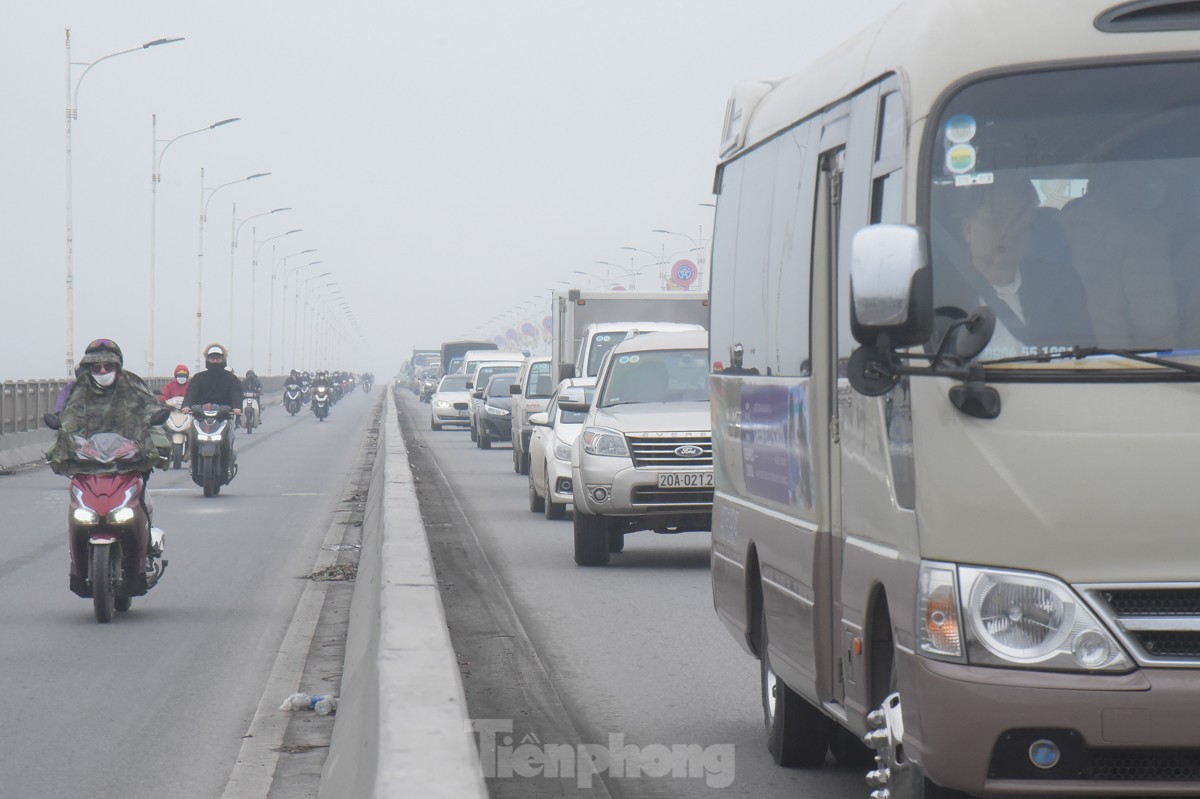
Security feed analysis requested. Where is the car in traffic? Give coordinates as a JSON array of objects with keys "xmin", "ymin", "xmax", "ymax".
[
  {"xmin": 429, "ymin": 374, "xmax": 473, "ymax": 430},
  {"xmin": 468, "ymin": 362, "xmax": 522, "ymax": 442},
  {"xmin": 527, "ymin": 377, "xmax": 595, "ymax": 520},
  {"xmin": 509, "ymin": 355, "xmax": 554, "ymax": 476},
  {"xmin": 476, "ymin": 373, "xmax": 517, "ymax": 449},
  {"xmin": 566, "ymin": 329, "xmax": 712, "ymax": 566}
]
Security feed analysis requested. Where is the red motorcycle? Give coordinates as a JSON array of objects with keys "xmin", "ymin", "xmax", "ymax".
[{"xmin": 47, "ymin": 413, "xmax": 169, "ymax": 623}]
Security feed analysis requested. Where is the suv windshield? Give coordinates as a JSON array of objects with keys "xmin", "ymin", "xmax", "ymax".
[
  {"xmin": 587, "ymin": 332, "xmax": 629, "ymax": 377},
  {"xmin": 475, "ymin": 367, "xmax": 517, "ymax": 391},
  {"xmin": 928, "ymin": 61, "xmax": 1200, "ymax": 368},
  {"xmin": 598, "ymin": 348, "xmax": 709, "ymax": 407}
]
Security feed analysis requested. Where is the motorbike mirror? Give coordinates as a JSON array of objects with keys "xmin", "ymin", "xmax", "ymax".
[
  {"xmin": 43, "ymin": 413, "xmax": 62, "ymax": 430},
  {"xmin": 148, "ymin": 407, "xmax": 172, "ymax": 426}
]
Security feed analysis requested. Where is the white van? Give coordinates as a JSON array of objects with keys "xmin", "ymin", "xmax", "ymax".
[{"xmin": 708, "ymin": 2, "xmax": 1200, "ymax": 797}]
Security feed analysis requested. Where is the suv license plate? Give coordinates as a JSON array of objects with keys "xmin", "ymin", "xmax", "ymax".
[{"xmin": 658, "ymin": 472, "xmax": 714, "ymax": 488}]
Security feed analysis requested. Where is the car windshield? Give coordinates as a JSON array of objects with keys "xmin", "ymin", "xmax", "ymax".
[
  {"xmin": 476, "ymin": 367, "xmax": 517, "ymax": 389},
  {"xmin": 598, "ymin": 348, "xmax": 709, "ymax": 406},
  {"xmin": 438, "ymin": 376, "xmax": 469, "ymax": 391},
  {"xmin": 928, "ymin": 61, "xmax": 1200, "ymax": 368},
  {"xmin": 485, "ymin": 378, "xmax": 514, "ymax": 398}
]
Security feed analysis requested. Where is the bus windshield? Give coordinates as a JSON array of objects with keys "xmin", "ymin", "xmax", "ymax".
[{"xmin": 927, "ymin": 61, "xmax": 1200, "ymax": 366}]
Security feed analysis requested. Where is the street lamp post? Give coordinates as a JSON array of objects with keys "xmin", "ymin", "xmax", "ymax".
[
  {"xmin": 196, "ymin": 170, "xmax": 269, "ymax": 366},
  {"xmin": 296, "ymin": 272, "xmax": 332, "ymax": 369},
  {"xmin": 247, "ymin": 229, "xmax": 301, "ymax": 373},
  {"xmin": 274, "ymin": 252, "xmax": 317, "ymax": 371},
  {"xmin": 148, "ymin": 115, "xmax": 239, "ymax": 376},
  {"xmin": 229, "ymin": 206, "xmax": 290, "ymax": 354},
  {"xmin": 280, "ymin": 260, "xmax": 322, "ymax": 372},
  {"xmin": 66, "ymin": 30, "xmax": 182, "ymax": 376}
]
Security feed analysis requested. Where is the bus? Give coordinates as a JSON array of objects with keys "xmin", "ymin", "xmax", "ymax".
[{"xmin": 707, "ymin": 2, "xmax": 1200, "ymax": 797}]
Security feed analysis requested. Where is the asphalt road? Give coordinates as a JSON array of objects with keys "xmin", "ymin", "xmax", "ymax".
[
  {"xmin": 0, "ymin": 389, "xmax": 376, "ymax": 799},
  {"xmin": 396, "ymin": 387, "xmax": 868, "ymax": 798}
]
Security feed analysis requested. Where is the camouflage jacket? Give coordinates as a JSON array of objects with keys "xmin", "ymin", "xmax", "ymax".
[{"xmin": 46, "ymin": 370, "xmax": 164, "ymax": 476}]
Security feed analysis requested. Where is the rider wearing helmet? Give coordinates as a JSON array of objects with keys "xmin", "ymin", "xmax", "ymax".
[
  {"xmin": 159, "ymin": 364, "xmax": 190, "ymax": 403},
  {"xmin": 47, "ymin": 339, "xmax": 164, "ymax": 477},
  {"xmin": 182, "ymin": 344, "xmax": 244, "ymax": 412}
]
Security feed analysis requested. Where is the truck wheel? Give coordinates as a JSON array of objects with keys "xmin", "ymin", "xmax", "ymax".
[
  {"xmin": 760, "ymin": 596, "xmax": 832, "ymax": 766},
  {"xmin": 573, "ymin": 512, "xmax": 610, "ymax": 566}
]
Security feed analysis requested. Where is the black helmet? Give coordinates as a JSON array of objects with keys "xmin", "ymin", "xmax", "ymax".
[{"xmin": 80, "ymin": 338, "xmax": 123, "ymax": 369}]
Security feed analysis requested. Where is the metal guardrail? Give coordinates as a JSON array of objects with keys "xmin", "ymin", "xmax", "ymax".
[{"xmin": 0, "ymin": 376, "xmax": 290, "ymax": 437}]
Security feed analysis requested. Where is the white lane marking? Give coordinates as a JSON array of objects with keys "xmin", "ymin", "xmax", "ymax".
[
  {"xmin": 281, "ymin": 492, "xmax": 325, "ymax": 496},
  {"xmin": 220, "ymin": 512, "xmax": 344, "ymax": 798}
]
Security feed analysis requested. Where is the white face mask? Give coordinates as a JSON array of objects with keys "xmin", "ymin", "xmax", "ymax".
[
  {"xmin": 92, "ymin": 370, "xmax": 117, "ymax": 388},
  {"xmin": 176, "ymin": 376, "xmax": 187, "ymax": 384}
]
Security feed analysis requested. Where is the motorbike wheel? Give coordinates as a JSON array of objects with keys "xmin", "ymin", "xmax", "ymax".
[
  {"xmin": 91, "ymin": 544, "xmax": 119, "ymax": 623},
  {"xmin": 171, "ymin": 442, "xmax": 183, "ymax": 470},
  {"xmin": 202, "ymin": 457, "xmax": 218, "ymax": 498},
  {"xmin": 245, "ymin": 408, "xmax": 256, "ymax": 434}
]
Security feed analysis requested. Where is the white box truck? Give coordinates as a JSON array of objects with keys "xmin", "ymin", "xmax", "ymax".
[{"xmin": 550, "ymin": 289, "xmax": 709, "ymax": 384}]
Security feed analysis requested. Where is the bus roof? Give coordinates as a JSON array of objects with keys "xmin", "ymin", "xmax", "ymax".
[{"xmin": 720, "ymin": 0, "xmax": 1200, "ymax": 163}]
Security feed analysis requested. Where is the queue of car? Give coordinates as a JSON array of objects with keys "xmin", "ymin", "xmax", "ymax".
[{"xmin": 420, "ymin": 327, "xmax": 714, "ymax": 566}]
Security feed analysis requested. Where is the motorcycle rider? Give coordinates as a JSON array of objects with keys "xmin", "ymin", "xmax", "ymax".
[
  {"xmin": 183, "ymin": 344, "xmax": 243, "ymax": 477},
  {"xmin": 242, "ymin": 368, "xmax": 263, "ymax": 425},
  {"xmin": 159, "ymin": 364, "xmax": 190, "ymax": 403},
  {"xmin": 311, "ymin": 370, "xmax": 332, "ymax": 413},
  {"xmin": 47, "ymin": 339, "xmax": 166, "ymax": 535}
]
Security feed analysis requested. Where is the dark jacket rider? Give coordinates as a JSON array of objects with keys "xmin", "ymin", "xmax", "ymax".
[{"xmin": 183, "ymin": 344, "xmax": 244, "ymax": 411}]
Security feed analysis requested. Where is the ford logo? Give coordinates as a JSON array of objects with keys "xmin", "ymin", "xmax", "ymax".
[{"xmin": 674, "ymin": 445, "xmax": 703, "ymax": 458}]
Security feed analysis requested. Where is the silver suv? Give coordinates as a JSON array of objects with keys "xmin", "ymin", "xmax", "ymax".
[{"xmin": 566, "ymin": 329, "xmax": 712, "ymax": 566}]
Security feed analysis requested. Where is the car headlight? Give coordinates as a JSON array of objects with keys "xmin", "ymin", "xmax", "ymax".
[
  {"xmin": 485, "ymin": 405, "xmax": 510, "ymax": 417},
  {"xmin": 554, "ymin": 441, "xmax": 573, "ymax": 461},
  {"xmin": 581, "ymin": 426, "xmax": 628, "ymax": 457},
  {"xmin": 917, "ymin": 562, "xmax": 1131, "ymax": 672},
  {"xmin": 434, "ymin": 400, "xmax": 451, "ymax": 408}
]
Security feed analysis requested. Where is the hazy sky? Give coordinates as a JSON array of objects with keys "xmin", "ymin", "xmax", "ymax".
[{"xmin": 1, "ymin": 1, "xmax": 900, "ymax": 381}]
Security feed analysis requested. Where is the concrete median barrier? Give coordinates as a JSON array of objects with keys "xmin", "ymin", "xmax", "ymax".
[{"xmin": 319, "ymin": 390, "xmax": 485, "ymax": 798}]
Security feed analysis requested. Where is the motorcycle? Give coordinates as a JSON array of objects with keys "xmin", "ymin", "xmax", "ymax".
[
  {"xmin": 190, "ymin": 403, "xmax": 237, "ymax": 497},
  {"xmin": 162, "ymin": 396, "xmax": 191, "ymax": 470},
  {"xmin": 45, "ymin": 411, "xmax": 170, "ymax": 623},
  {"xmin": 312, "ymin": 385, "xmax": 331, "ymax": 421},
  {"xmin": 241, "ymin": 390, "xmax": 261, "ymax": 434},
  {"xmin": 284, "ymin": 385, "xmax": 303, "ymax": 416}
]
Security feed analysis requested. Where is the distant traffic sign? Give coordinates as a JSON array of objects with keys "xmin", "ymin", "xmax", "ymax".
[{"xmin": 671, "ymin": 259, "xmax": 698, "ymax": 287}]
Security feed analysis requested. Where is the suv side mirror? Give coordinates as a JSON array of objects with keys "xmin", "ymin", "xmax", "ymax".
[
  {"xmin": 557, "ymin": 387, "xmax": 590, "ymax": 413},
  {"xmin": 510, "ymin": 383, "xmax": 521, "ymax": 395}
]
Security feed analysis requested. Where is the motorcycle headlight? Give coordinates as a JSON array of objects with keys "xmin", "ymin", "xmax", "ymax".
[
  {"xmin": 581, "ymin": 427, "xmax": 628, "ymax": 457},
  {"xmin": 917, "ymin": 562, "xmax": 1131, "ymax": 672},
  {"xmin": 107, "ymin": 507, "xmax": 136, "ymax": 525},
  {"xmin": 554, "ymin": 441, "xmax": 573, "ymax": 461},
  {"xmin": 485, "ymin": 404, "xmax": 510, "ymax": 417},
  {"xmin": 72, "ymin": 507, "xmax": 100, "ymax": 525}
]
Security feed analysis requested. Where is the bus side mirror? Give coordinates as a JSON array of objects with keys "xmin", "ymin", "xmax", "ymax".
[{"xmin": 849, "ymin": 224, "xmax": 933, "ymax": 349}]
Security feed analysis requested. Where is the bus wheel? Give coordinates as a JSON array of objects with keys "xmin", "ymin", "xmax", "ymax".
[{"xmin": 759, "ymin": 600, "xmax": 831, "ymax": 766}]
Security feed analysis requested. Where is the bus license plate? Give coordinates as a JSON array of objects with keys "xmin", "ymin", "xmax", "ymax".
[{"xmin": 658, "ymin": 472, "xmax": 713, "ymax": 488}]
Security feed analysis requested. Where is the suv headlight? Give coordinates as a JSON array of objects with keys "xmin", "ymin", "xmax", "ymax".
[
  {"xmin": 917, "ymin": 562, "xmax": 1131, "ymax": 672},
  {"xmin": 581, "ymin": 427, "xmax": 628, "ymax": 457},
  {"xmin": 554, "ymin": 441, "xmax": 573, "ymax": 461}
]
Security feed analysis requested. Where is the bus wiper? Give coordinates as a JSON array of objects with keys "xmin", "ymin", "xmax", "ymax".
[{"xmin": 981, "ymin": 346, "xmax": 1200, "ymax": 376}]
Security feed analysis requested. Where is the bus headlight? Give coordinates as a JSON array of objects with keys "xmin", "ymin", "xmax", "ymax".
[{"xmin": 961, "ymin": 566, "xmax": 1130, "ymax": 671}]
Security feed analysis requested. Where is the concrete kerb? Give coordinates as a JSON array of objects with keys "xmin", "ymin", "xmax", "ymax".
[{"xmin": 320, "ymin": 390, "xmax": 486, "ymax": 798}]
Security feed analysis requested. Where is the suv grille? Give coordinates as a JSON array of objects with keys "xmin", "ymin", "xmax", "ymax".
[
  {"xmin": 631, "ymin": 486, "xmax": 714, "ymax": 508},
  {"xmin": 1081, "ymin": 584, "xmax": 1200, "ymax": 666},
  {"xmin": 627, "ymin": 433, "xmax": 711, "ymax": 468}
]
